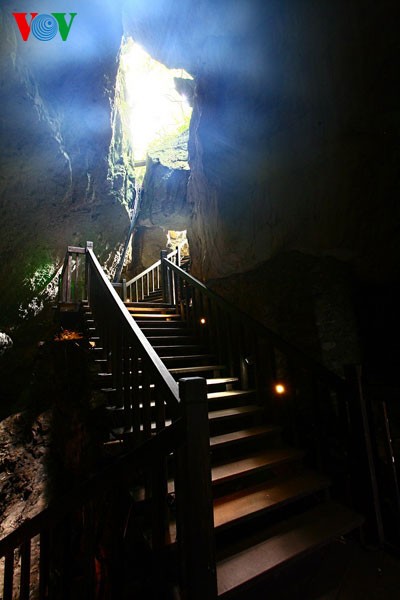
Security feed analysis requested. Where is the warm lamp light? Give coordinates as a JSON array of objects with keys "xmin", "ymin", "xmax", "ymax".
[
  {"xmin": 200, "ymin": 317, "xmax": 206, "ymax": 325},
  {"xmin": 274, "ymin": 383, "xmax": 286, "ymax": 395}
]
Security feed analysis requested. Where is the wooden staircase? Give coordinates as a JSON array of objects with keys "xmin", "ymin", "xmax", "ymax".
[
  {"xmin": 85, "ymin": 294, "xmax": 364, "ymax": 597},
  {"xmin": 0, "ymin": 244, "xmax": 374, "ymax": 600}
]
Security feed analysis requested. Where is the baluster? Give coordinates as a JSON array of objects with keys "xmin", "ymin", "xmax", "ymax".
[
  {"xmin": 150, "ymin": 452, "xmax": 168, "ymax": 551},
  {"xmin": 3, "ymin": 550, "xmax": 14, "ymax": 600},
  {"xmin": 141, "ymin": 360, "xmax": 152, "ymax": 439},
  {"xmin": 155, "ymin": 385, "xmax": 166, "ymax": 433},
  {"xmin": 131, "ymin": 346, "xmax": 141, "ymax": 437},
  {"xmin": 39, "ymin": 530, "xmax": 50, "ymax": 600},
  {"xmin": 19, "ymin": 539, "xmax": 31, "ymax": 600},
  {"xmin": 160, "ymin": 250, "xmax": 171, "ymax": 303},
  {"xmin": 66, "ymin": 254, "xmax": 72, "ymax": 302},
  {"xmin": 123, "ymin": 334, "xmax": 132, "ymax": 432}
]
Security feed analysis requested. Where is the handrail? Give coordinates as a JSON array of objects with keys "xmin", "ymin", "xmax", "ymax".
[
  {"xmin": 1, "ymin": 244, "xmax": 217, "ymax": 600},
  {"xmin": 0, "ymin": 419, "xmax": 183, "ymax": 557},
  {"xmin": 163, "ymin": 259, "xmax": 346, "ymax": 391},
  {"xmin": 125, "ymin": 241, "xmax": 185, "ymax": 302},
  {"xmin": 86, "ymin": 247, "xmax": 180, "ymax": 410},
  {"xmin": 161, "ymin": 255, "xmax": 379, "ymax": 522}
]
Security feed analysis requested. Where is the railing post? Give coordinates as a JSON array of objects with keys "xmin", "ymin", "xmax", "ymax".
[
  {"xmin": 160, "ymin": 250, "xmax": 171, "ymax": 304},
  {"xmin": 121, "ymin": 278, "xmax": 127, "ymax": 302},
  {"xmin": 85, "ymin": 241, "xmax": 93, "ymax": 302},
  {"xmin": 344, "ymin": 364, "xmax": 384, "ymax": 545},
  {"xmin": 175, "ymin": 377, "xmax": 217, "ymax": 600}
]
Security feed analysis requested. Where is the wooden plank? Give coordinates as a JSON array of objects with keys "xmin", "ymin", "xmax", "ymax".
[
  {"xmin": 169, "ymin": 365, "xmax": 225, "ymax": 375},
  {"xmin": 208, "ymin": 405, "xmax": 261, "ymax": 421},
  {"xmin": 213, "ymin": 471, "xmax": 330, "ymax": 529},
  {"xmin": 211, "ymin": 448, "xmax": 305, "ymax": 485},
  {"xmin": 210, "ymin": 424, "xmax": 280, "ymax": 448},
  {"xmin": 217, "ymin": 502, "xmax": 364, "ymax": 597}
]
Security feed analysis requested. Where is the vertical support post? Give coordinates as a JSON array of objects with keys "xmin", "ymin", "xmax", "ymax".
[
  {"xmin": 160, "ymin": 250, "xmax": 171, "ymax": 304},
  {"xmin": 85, "ymin": 241, "xmax": 93, "ymax": 303},
  {"xmin": 121, "ymin": 278, "xmax": 127, "ymax": 303},
  {"xmin": 175, "ymin": 377, "xmax": 217, "ymax": 600},
  {"xmin": 344, "ymin": 364, "xmax": 384, "ymax": 545}
]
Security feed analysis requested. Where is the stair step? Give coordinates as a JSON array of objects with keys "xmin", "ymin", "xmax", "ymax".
[
  {"xmin": 162, "ymin": 354, "xmax": 214, "ymax": 365},
  {"xmin": 213, "ymin": 471, "xmax": 330, "ymax": 530},
  {"xmin": 147, "ymin": 336, "xmax": 197, "ymax": 345},
  {"xmin": 125, "ymin": 302, "xmax": 174, "ymax": 309},
  {"xmin": 206, "ymin": 378, "xmax": 239, "ymax": 387},
  {"xmin": 127, "ymin": 307, "xmax": 177, "ymax": 315},
  {"xmin": 131, "ymin": 313, "xmax": 181, "ymax": 320},
  {"xmin": 169, "ymin": 365, "xmax": 226, "ymax": 375},
  {"xmin": 137, "ymin": 322, "xmax": 189, "ymax": 330},
  {"xmin": 209, "ymin": 405, "xmax": 262, "ymax": 423},
  {"xmin": 212, "ymin": 448, "xmax": 305, "ymax": 486},
  {"xmin": 153, "ymin": 345, "xmax": 205, "ymax": 355},
  {"xmin": 210, "ymin": 424, "xmax": 280, "ymax": 449},
  {"xmin": 208, "ymin": 389, "xmax": 255, "ymax": 401},
  {"xmin": 216, "ymin": 501, "xmax": 364, "ymax": 597}
]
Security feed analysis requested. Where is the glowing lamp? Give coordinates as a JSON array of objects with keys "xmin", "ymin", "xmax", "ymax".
[
  {"xmin": 274, "ymin": 383, "xmax": 286, "ymax": 395},
  {"xmin": 200, "ymin": 317, "xmax": 206, "ymax": 325}
]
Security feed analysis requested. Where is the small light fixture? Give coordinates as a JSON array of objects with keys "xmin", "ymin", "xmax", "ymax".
[
  {"xmin": 200, "ymin": 317, "xmax": 206, "ymax": 325},
  {"xmin": 274, "ymin": 383, "xmax": 286, "ymax": 395}
]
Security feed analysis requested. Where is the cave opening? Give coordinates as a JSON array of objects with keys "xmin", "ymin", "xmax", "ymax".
[{"xmin": 119, "ymin": 37, "xmax": 193, "ymax": 173}]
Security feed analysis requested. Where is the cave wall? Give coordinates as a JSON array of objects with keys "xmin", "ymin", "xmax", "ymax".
[
  {"xmin": 1, "ymin": 0, "xmax": 398, "ymax": 374},
  {"xmin": 123, "ymin": 0, "xmax": 399, "ymax": 370},
  {"xmin": 0, "ymin": 1, "xmax": 130, "ymax": 326},
  {"xmin": 130, "ymin": 158, "xmax": 190, "ymax": 275}
]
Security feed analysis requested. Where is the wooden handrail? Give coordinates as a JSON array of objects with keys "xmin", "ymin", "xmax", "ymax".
[
  {"xmin": 86, "ymin": 247, "xmax": 180, "ymax": 411},
  {"xmin": 0, "ymin": 419, "xmax": 183, "ymax": 558},
  {"xmin": 125, "ymin": 241, "xmax": 185, "ymax": 302},
  {"xmin": 0, "ymin": 244, "xmax": 217, "ymax": 599},
  {"xmin": 162, "ymin": 258, "xmax": 346, "ymax": 391}
]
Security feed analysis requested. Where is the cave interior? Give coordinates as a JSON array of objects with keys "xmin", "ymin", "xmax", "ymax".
[{"xmin": 0, "ymin": 0, "xmax": 400, "ymax": 597}]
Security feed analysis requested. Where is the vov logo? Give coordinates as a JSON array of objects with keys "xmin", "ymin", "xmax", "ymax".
[{"xmin": 12, "ymin": 12, "xmax": 77, "ymax": 42}]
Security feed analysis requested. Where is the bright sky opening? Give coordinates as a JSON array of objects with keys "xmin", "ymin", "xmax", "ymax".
[{"xmin": 121, "ymin": 39, "xmax": 193, "ymax": 161}]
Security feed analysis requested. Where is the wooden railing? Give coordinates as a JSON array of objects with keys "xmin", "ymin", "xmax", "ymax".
[
  {"xmin": 0, "ymin": 403, "xmax": 215, "ymax": 599},
  {"xmin": 58, "ymin": 245, "xmax": 86, "ymax": 309},
  {"xmin": 125, "ymin": 242, "xmax": 184, "ymax": 302},
  {"xmin": 161, "ymin": 257, "xmax": 383, "ymax": 538},
  {"xmin": 0, "ymin": 243, "xmax": 217, "ymax": 600}
]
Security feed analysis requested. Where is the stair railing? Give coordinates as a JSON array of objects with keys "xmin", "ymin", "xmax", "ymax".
[
  {"xmin": 161, "ymin": 256, "xmax": 383, "ymax": 538},
  {"xmin": 0, "ymin": 401, "xmax": 216, "ymax": 600},
  {"xmin": 125, "ymin": 242, "xmax": 184, "ymax": 302},
  {"xmin": 52, "ymin": 242, "xmax": 218, "ymax": 599}
]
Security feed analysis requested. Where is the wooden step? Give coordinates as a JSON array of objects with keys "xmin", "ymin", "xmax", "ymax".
[
  {"xmin": 127, "ymin": 307, "xmax": 177, "ymax": 315},
  {"xmin": 207, "ymin": 390, "xmax": 256, "ymax": 410},
  {"xmin": 213, "ymin": 471, "xmax": 330, "ymax": 530},
  {"xmin": 162, "ymin": 354, "xmax": 215, "ymax": 365},
  {"xmin": 169, "ymin": 365, "xmax": 226, "ymax": 376},
  {"xmin": 210, "ymin": 424, "xmax": 280, "ymax": 450},
  {"xmin": 153, "ymin": 345, "xmax": 205, "ymax": 355},
  {"xmin": 137, "ymin": 322, "xmax": 189, "ymax": 330},
  {"xmin": 147, "ymin": 335, "xmax": 197, "ymax": 345},
  {"xmin": 207, "ymin": 378, "xmax": 239, "ymax": 388},
  {"xmin": 130, "ymin": 313, "xmax": 181, "ymax": 320},
  {"xmin": 125, "ymin": 302, "xmax": 174, "ymax": 309},
  {"xmin": 208, "ymin": 405, "xmax": 262, "ymax": 423},
  {"xmin": 212, "ymin": 448, "xmax": 305, "ymax": 486},
  {"xmin": 216, "ymin": 502, "xmax": 364, "ymax": 597}
]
